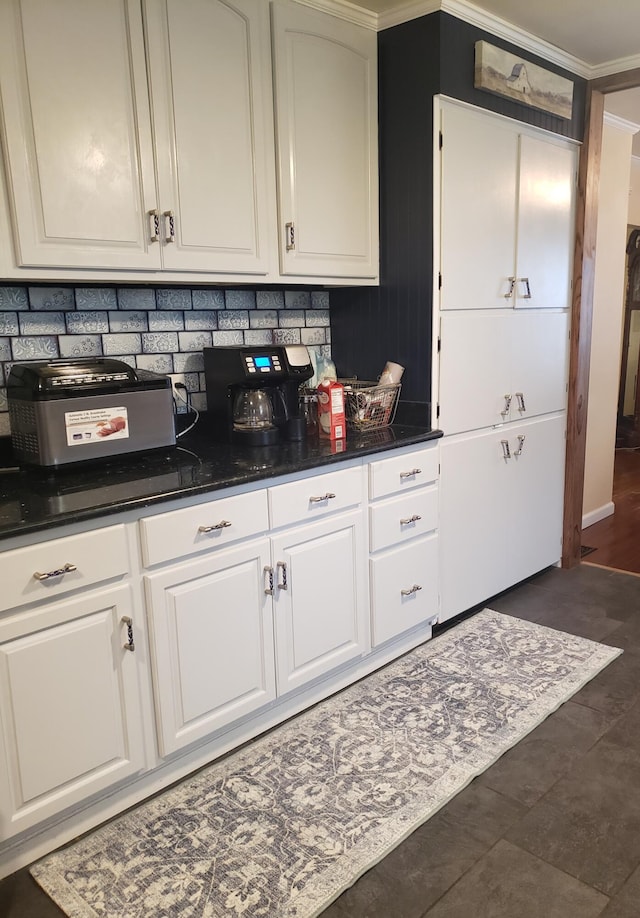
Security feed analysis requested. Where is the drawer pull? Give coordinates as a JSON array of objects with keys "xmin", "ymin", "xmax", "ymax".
[
  {"xmin": 198, "ymin": 520, "xmax": 232, "ymax": 533},
  {"xmin": 264, "ymin": 566, "xmax": 274, "ymax": 595},
  {"xmin": 401, "ymin": 584, "xmax": 422, "ymax": 596},
  {"xmin": 277, "ymin": 560, "xmax": 288, "ymax": 591},
  {"xmin": 309, "ymin": 492, "xmax": 336, "ymax": 503},
  {"xmin": 121, "ymin": 616, "xmax": 135, "ymax": 652},
  {"xmin": 400, "ymin": 514, "xmax": 422, "ymax": 525},
  {"xmin": 399, "ymin": 468, "xmax": 422, "ymax": 479},
  {"xmin": 33, "ymin": 562, "xmax": 77, "ymax": 582}
]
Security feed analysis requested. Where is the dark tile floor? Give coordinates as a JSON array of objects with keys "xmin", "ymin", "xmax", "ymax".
[{"xmin": 1, "ymin": 562, "xmax": 639, "ymax": 917}]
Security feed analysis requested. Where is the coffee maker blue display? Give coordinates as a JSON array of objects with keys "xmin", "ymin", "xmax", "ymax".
[{"xmin": 203, "ymin": 345, "xmax": 314, "ymax": 446}]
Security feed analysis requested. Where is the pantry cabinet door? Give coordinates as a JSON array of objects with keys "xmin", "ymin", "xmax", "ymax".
[
  {"xmin": 438, "ymin": 311, "xmax": 512, "ymax": 434},
  {"xmin": 144, "ymin": 0, "xmax": 274, "ymax": 274},
  {"xmin": 272, "ymin": 510, "xmax": 367, "ymax": 694},
  {"xmin": 509, "ymin": 311, "xmax": 569, "ymax": 419},
  {"xmin": 508, "ymin": 414, "xmax": 566, "ymax": 584},
  {"xmin": 0, "ymin": 585, "xmax": 145, "ymax": 839},
  {"xmin": 515, "ymin": 134, "xmax": 576, "ymax": 309},
  {"xmin": 0, "ymin": 0, "xmax": 159, "ymax": 270},
  {"xmin": 440, "ymin": 102, "xmax": 518, "ymax": 310},
  {"xmin": 271, "ymin": 0, "xmax": 378, "ymax": 278},
  {"xmin": 145, "ymin": 539, "xmax": 276, "ymax": 757},
  {"xmin": 439, "ymin": 429, "xmax": 512, "ymax": 622}
]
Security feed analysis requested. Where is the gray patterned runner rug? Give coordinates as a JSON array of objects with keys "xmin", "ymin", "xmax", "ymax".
[{"xmin": 31, "ymin": 609, "xmax": 621, "ymax": 918}]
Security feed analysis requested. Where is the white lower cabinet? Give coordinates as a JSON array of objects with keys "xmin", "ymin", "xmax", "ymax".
[
  {"xmin": 0, "ymin": 584, "xmax": 145, "ymax": 839},
  {"xmin": 370, "ymin": 535, "xmax": 439, "ymax": 647},
  {"xmin": 271, "ymin": 509, "xmax": 366, "ymax": 694},
  {"xmin": 144, "ymin": 539, "xmax": 276, "ymax": 757},
  {"xmin": 439, "ymin": 414, "xmax": 566, "ymax": 622}
]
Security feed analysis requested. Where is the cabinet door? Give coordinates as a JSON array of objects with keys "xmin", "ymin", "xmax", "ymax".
[
  {"xmin": 144, "ymin": 0, "xmax": 274, "ymax": 274},
  {"xmin": 438, "ymin": 312, "xmax": 512, "ymax": 434},
  {"xmin": 439, "ymin": 429, "xmax": 511, "ymax": 622},
  {"xmin": 0, "ymin": 0, "xmax": 159, "ymax": 270},
  {"xmin": 272, "ymin": 510, "xmax": 367, "ymax": 693},
  {"xmin": 145, "ymin": 539, "xmax": 276, "ymax": 757},
  {"xmin": 510, "ymin": 311, "xmax": 569, "ymax": 419},
  {"xmin": 508, "ymin": 414, "xmax": 566, "ymax": 584},
  {"xmin": 440, "ymin": 102, "xmax": 518, "ymax": 310},
  {"xmin": 515, "ymin": 135, "xmax": 576, "ymax": 309},
  {"xmin": 0, "ymin": 585, "xmax": 145, "ymax": 838},
  {"xmin": 271, "ymin": 0, "xmax": 378, "ymax": 278}
]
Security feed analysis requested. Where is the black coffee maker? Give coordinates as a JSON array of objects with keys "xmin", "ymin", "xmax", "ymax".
[{"xmin": 203, "ymin": 345, "xmax": 314, "ymax": 446}]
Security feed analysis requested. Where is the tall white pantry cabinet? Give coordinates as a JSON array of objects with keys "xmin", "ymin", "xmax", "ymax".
[{"xmin": 435, "ymin": 99, "xmax": 577, "ymax": 622}]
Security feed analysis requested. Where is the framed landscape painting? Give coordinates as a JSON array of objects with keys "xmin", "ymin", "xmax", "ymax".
[{"xmin": 474, "ymin": 41, "xmax": 574, "ymax": 120}]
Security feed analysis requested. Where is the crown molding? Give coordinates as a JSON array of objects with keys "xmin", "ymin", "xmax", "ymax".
[
  {"xmin": 290, "ymin": 0, "xmax": 378, "ymax": 29},
  {"xmin": 377, "ymin": 0, "xmax": 439, "ymax": 30},
  {"xmin": 589, "ymin": 53, "xmax": 640, "ymax": 81},
  {"xmin": 603, "ymin": 112, "xmax": 640, "ymax": 135}
]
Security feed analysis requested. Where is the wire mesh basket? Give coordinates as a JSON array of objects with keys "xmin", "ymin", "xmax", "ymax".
[{"xmin": 339, "ymin": 379, "xmax": 401, "ymax": 431}]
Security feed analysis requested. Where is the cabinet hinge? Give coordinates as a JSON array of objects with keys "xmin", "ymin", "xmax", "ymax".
[
  {"xmin": 436, "ymin": 403, "xmax": 440, "ymax": 419},
  {"xmin": 439, "ymin": 130, "xmax": 443, "ymax": 149},
  {"xmin": 437, "ymin": 336, "xmax": 441, "ymax": 353},
  {"xmin": 438, "ymin": 272, "xmax": 442, "ymax": 290}
]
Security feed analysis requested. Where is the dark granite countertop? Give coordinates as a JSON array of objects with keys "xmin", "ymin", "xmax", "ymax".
[{"xmin": 0, "ymin": 424, "xmax": 441, "ymax": 542}]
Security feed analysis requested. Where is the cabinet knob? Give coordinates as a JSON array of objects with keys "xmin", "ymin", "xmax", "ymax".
[
  {"xmin": 33, "ymin": 562, "xmax": 77, "ymax": 582},
  {"xmin": 401, "ymin": 584, "xmax": 422, "ymax": 596},
  {"xmin": 399, "ymin": 468, "xmax": 422, "ymax": 480},
  {"xmin": 400, "ymin": 514, "xmax": 422, "ymax": 525},
  {"xmin": 309, "ymin": 492, "xmax": 336, "ymax": 504},
  {"xmin": 198, "ymin": 520, "xmax": 232, "ymax": 533}
]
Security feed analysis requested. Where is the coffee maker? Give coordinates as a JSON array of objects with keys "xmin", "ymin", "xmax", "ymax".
[{"xmin": 204, "ymin": 345, "xmax": 314, "ymax": 446}]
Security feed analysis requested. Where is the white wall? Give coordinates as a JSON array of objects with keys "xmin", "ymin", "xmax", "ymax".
[
  {"xmin": 630, "ymin": 155, "xmax": 640, "ymax": 226},
  {"xmin": 582, "ymin": 115, "xmax": 636, "ymax": 527}
]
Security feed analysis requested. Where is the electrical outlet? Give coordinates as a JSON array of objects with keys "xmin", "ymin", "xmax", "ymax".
[{"xmin": 169, "ymin": 374, "xmax": 188, "ymax": 413}]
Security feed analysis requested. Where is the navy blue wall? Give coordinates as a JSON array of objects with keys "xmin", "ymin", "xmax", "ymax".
[{"xmin": 330, "ymin": 12, "xmax": 586, "ymax": 422}]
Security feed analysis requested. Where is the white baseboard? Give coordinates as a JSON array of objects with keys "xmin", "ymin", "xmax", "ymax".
[{"xmin": 582, "ymin": 501, "xmax": 615, "ymax": 530}]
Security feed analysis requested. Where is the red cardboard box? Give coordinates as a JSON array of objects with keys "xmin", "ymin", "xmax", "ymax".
[{"xmin": 317, "ymin": 379, "xmax": 346, "ymax": 440}]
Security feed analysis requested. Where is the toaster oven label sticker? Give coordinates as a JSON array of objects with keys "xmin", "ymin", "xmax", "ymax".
[{"xmin": 64, "ymin": 407, "xmax": 130, "ymax": 446}]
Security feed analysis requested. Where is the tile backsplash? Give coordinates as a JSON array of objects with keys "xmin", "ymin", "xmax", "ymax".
[{"xmin": 0, "ymin": 285, "xmax": 331, "ymax": 437}]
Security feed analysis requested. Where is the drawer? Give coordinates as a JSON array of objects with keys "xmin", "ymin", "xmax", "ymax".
[
  {"xmin": 0, "ymin": 525, "xmax": 129, "ymax": 612},
  {"xmin": 368, "ymin": 445, "xmax": 439, "ymax": 499},
  {"xmin": 140, "ymin": 489, "xmax": 269, "ymax": 567},
  {"xmin": 370, "ymin": 534, "xmax": 439, "ymax": 647},
  {"xmin": 269, "ymin": 465, "xmax": 363, "ymax": 530},
  {"xmin": 369, "ymin": 486, "xmax": 438, "ymax": 553}
]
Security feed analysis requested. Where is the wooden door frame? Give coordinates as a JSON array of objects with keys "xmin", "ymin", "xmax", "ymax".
[{"xmin": 562, "ymin": 67, "xmax": 640, "ymax": 566}]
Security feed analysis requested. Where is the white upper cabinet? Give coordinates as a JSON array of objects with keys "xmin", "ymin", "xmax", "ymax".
[
  {"xmin": 0, "ymin": 0, "xmax": 158, "ymax": 270},
  {"xmin": 143, "ymin": 0, "xmax": 274, "ymax": 274},
  {"xmin": 0, "ymin": 0, "xmax": 274, "ymax": 275},
  {"xmin": 439, "ymin": 100, "xmax": 576, "ymax": 310},
  {"xmin": 271, "ymin": 0, "xmax": 378, "ymax": 279}
]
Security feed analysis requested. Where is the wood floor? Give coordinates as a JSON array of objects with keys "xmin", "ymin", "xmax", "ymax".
[{"xmin": 582, "ymin": 448, "xmax": 640, "ymax": 574}]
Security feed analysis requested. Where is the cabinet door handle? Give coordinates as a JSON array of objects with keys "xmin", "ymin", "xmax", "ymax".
[
  {"xmin": 518, "ymin": 277, "xmax": 532, "ymax": 298},
  {"xmin": 198, "ymin": 520, "xmax": 232, "ymax": 533},
  {"xmin": 276, "ymin": 560, "xmax": 288, "ymax": 591},
  {"xmin": 400, "ymin": 514, "xmax": 422, "ymax": 525},
  {"xmin": 33, "ymin": 562, "xmax": 77, "ymax": 582},
  {"xmin": 285, "ymin": 221, "xmax": 295, "ymax": 251},
  {"xmin": 121, "ymin": 616, "xmax": 135, "ymax": 652},
  {"xmin": 163, "ymin": 210, "xmax": 175, "ymax": 243},
  {"xmin": 401, "ymin": 584, "xmax": 422, "ymax": 596},
  {"xmin": 515, "ymin": 392, "xmax": 526, "ymax": 412},
  {"xmin": 309, "ymin": 492, "xmax": 336, "ymax": 503},
  {"xmin": 504, "ymin": 276, "xmax": 516, "ymax": 299},
  {"xmin": 501, "ymin": 394, "xmax": 512, "ymax": 417},
  {"xmin": 399, "ymin": 468, "xmax": 422, "ymax": 479},
  {"xmin": 500, "ymin": 439, "xmax": 511, "ymax": 460},
  {"xmin": 148, "ymin": 209, "xmax": 160, "ymax": 243},
  {"xmin": 514, "ymin": 434, "xmax": 526, "ymax": 457},
  {"xmin": 264, "ymin": 566, "xmax": 274, "ymax": 595}
]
